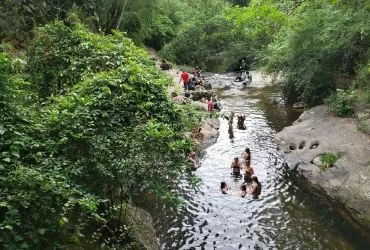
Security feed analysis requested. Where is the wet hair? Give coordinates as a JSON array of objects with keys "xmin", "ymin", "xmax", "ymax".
[
  {"xmin": 234, "ymin": 157, "xmax": 239, "ymax": 161},
  {"xmin": 246, "ymin": 71, "xmax": 249, "ymax": 74},
  {"xmin": 220, "ymin": 181, "xmax": 227, "ymax": 189},
  {"xmin": 241, "ymin": 184, "xmax": 247, "ymax": 191},
  {"xmin": 252, "ymin": 176, "xmax": 260, "ymax": 186}
]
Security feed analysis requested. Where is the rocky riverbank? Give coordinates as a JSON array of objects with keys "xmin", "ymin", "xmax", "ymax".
[{"xmin": 275, "ymin": 105, "xmax": 370, "ymax": 228}]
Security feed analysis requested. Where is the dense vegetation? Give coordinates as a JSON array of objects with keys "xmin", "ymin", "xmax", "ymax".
[{"xmin": 0, "ymin": 19, "xmax": 209, "ymax": 249}]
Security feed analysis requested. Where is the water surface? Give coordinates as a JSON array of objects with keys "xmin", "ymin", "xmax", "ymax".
[{"xmin": 142, "ymin": 75, "xmax": 370, "ymax": 250}]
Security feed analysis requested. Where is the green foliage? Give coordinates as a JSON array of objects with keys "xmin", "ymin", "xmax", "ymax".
[
  {"xmin": 325, "ymin": 89, "xmax": 354, "ymax": 117},
  {"xmin": 0, "ymin": 21, "xmax": 206, "ymax": 249},
  {"xmin": 263, "ymin": 0, "xmax": 370, "ymax": 105},
  {"xmin": 319, "ymin": 152, "xmax": 340, "ymax": 172}
]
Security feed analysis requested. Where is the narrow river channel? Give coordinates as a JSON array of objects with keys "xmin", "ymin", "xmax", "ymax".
[{"xmin": 141, "ymin": 73, "xmax": 370, "ymax": 250}]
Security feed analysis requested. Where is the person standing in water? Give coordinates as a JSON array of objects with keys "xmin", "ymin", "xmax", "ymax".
[
  {"xmin": 244, "ymin": 162, "xmax": 254, "ymax": 183},
  {"xmin": 230, "ymin": 157, "xmax": 242, "ymax": 175},
  {"xmin": 221, "ymin": 181, "xmax": 229, "ymax": 194},
  {"xmin": 244, "ymin": 147, "xmax": 251, "ymax": 164},
  {"xmin": 250, "ymin": 176, "xmax": 262, "ymax": 198}
]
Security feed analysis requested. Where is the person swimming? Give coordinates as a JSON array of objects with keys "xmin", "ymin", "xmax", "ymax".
[
  {"xmin": 230, "ymin": 157, "xmax": 242, "ymax": 175},
  {"xmin": 250, "ymin": 176, "xmax": 262, "ymax": 198},
  {"xmin": 221, "ymin": 181, "xmax": 229, "ymax": 194},
  {"xmin": 244, "ymin": 161, "xmax": 254, "ymax": 183},
  {"xmin": 239, "ymin": 184, "xmax": 247, "ymax": 197}
]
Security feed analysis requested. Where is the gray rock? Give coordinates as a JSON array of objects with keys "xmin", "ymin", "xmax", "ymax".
[
  {"xmin": 200, "ymin": 118, "xmax": 220, "ymax": 149},
  {"xmin": 190, "ymin": 90, "xmax": 214, "ymax": 101},
  {"xmin": 275, "ymin": 105, "xmax": 370, "ymax": 228},
  {"xmin": 293, "ymin": 101, "xmax": 305, "ymax": 109},
  {"xmin": 203, "ymin": 82, "xmax": 213, "ymax": 90}
]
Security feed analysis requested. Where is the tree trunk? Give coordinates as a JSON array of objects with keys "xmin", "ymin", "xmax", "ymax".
[{"xmin": 116, "ymin": 0, "xmax": 131, "ymax": 30}]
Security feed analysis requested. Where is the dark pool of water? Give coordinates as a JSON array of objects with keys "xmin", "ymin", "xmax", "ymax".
[{"xmin": 140, "ymin": 75, "xmax": 370, "ymax": 250}]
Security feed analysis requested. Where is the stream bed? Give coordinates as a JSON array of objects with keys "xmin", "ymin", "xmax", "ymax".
[{"xmin": 141, "ymin": 74, "xmax": 370, "ymax": 250}]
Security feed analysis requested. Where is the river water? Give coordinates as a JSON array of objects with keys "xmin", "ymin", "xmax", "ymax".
[{"xmin": 141, "ymin": 73, "xmax": 370, "ymax": 250}]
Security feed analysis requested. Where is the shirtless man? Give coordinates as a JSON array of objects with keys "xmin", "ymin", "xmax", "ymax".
[{"xmin": 230, "ymin": 157, "xmax": 242, "ymax": 175}]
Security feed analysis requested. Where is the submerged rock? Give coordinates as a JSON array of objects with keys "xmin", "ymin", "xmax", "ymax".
[{"xmin": 275, "ymin": 105, "xmax": 370, "ymax": 228}]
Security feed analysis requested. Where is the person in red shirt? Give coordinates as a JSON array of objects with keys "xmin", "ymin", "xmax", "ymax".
[
  {"xmin": 179, "ymin": 70, "xmax": 190, "ymax": 90},
  {"xmin": 208, "ymin": 99, "xmax": 214, "ymax": 112}
]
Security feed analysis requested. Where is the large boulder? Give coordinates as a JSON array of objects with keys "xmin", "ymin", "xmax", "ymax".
[
  {"xmin": 275, "ymin": 105, "xmax": 370, "ymax": 228},
  {"xmin": 190, "ymin": 90, "xmax": 214, "ymax": 101},
  {"xmin": 203, "ymin": 82, "xmax": 213, "ymax": 90}
]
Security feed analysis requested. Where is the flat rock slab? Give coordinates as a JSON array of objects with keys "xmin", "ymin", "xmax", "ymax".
[{"xmin": 275, "ymin": 105, "xmax": 370, "ymax": 228}]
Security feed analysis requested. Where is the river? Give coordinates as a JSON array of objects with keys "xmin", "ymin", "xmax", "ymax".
[{"xmin": 140, "ymin": 72, "xmax": 370, "ymax": 250}]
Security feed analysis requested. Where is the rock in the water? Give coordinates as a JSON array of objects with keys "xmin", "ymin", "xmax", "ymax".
[
  {"xmin": 203, "ymin": 82, "xmax": 213, "ymax": 90},
  {"xmin": 275, "ymin": 105, "xmax": 370, "ymax": 228},
  {"xmin": 190, "ymin": 90, "xmax": 214, "ymax": 101},
  {"xmin": 293, "ymin": 101, "xmax": 305, "ymax": 109}
]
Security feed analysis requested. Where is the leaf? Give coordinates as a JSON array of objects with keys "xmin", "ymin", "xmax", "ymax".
[
  {"xmin": 45, "ymin": 183, "xmax": 51, "ymax": 191},
  {"xmin": 0, "ymin": 128, "xmax": 5, "ymax": 135},
  {"xmin": 4, "ymin": 225, "xmax": 13, "ymax": 230},
  {"xmin": 20, "ymin": 243, "xmax": 29, "ymax": 249},
  {"xmin": 38, "ymin": 228, "xmax": 46, "ymax": 235},
  {"xmin": 2, "ymin": 158, "xmax": 10, "ymax": 162},
  {"xmin": 14, "ymin": 235, "xmax": 23, "ymax": 241},
  {"xmin": 11, "ymin": 152, "xmax": 20, "ymax": 158}
]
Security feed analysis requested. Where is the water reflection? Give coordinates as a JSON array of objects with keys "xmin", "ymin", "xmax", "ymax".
[{"xmin": 139, "ymin": 77, "xmax": 370, "ymax": 250}]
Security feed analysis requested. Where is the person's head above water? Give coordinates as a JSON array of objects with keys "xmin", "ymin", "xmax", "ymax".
[
  {"xmin": 234, "ymin": 157, "xmax": 239, "ymax": 162},
  {"xmin": 245, "ymin": 147, "xmax": 250, "ymax": 154},
  {"xmin": 241, "ymin": 184, "xmax": 247, "ymax": 191},
  {"xmin": 220, "ymin": 181, "xmax": 227, "ymax": 189},
  {"xmin": 252, "ymin": 176, "xmax": 260, "ymax": 184}
]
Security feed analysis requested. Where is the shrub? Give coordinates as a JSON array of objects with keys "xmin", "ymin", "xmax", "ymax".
[
  {"xmin": 324, "ymin": 89, "xmax": 354, "ymax": 117},
  {"xmin": 319, "ymin": 152, "xmax": 340, "ymax": 171}
]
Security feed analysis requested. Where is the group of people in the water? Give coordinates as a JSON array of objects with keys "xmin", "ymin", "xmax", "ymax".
[{"xmin": 221, "ymin": 147, "xmax": 262, "ymax": 198}]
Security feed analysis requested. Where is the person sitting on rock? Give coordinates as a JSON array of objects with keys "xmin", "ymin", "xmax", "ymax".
[
  {"xmin": 246, "ymin": 71, "xmax": 252, "ymax": 84},
  {"xmin": 221, "ymin": 181, "xmax": 229, "ymax": 194},
  {"xmin": 213, "ymin": 97, "xmax": 221, "ymax": 110},
  {"xmin": 184, "ymin": 90, "xmax": 192, "ymax": 100},
  {"xmin": 187, "ymin": 151, "xmax": 197, "ymax": 169},
  {"xmin": 230, "ymin": 157, "xmax": 242, "ymax": 175},
  {"xmin": 235, "ymin": 71, "xmax": 247, "ymax": 82}
]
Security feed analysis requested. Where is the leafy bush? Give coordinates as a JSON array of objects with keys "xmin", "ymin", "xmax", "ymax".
[
  {"xmin": 324, "ymin": 89, "xmax": 354, "ymax": 117},
  {"xmin": 319, "ymin": 152, "xmax": 340, "ymax": 171},
  {"xmin": 1, "ymin": 21, "xmax": 207, "ymax": 249}
]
